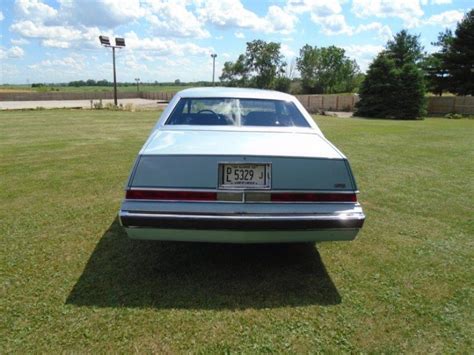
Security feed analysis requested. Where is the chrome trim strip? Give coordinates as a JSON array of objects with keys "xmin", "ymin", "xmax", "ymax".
[
  {"xmin": 119, "ymin": 210, "xmax": 365, "ymax": 230},
  {"xmin": 139, "ymin": 153, "xmax": 342, "ymax": 161},
  {"xmin": 124, "ymin": 199, "xmax": 359, "ymax": 205},
  {"xmin": 128, "ymin": 187, "xmax": 359, "ymax": 194}
]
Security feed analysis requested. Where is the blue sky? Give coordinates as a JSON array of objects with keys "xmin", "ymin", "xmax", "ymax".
[{"xmin": 0, "ymin": 0, "xmax": 471, "ymax": 84}]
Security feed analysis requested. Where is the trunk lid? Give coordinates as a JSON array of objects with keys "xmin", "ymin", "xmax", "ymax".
[
  {"xmin": 130, "ymin": 128, "xmax": 356, "ymax": 191},
  {"xmin": 141, "ymin": 128, "xmax": 344, "ymax": 159}
]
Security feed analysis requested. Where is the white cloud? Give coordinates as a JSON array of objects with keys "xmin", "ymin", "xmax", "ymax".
[
  {"xmin": 11, "ymin": 46, "xmax": 25, "ymax": 58},
  {"xmin": 280, "ymin": 43, "xmax": 296, "ymax": 58},
  {"xmin": 124, "ymin": 31, "xmax": 213, "ymax": 57},
  {"xmin": 343, "ymin": 44, "xmax": 384, "ymax": 71},
  {"xmin": 56, "ymin": 0, "xmax": 143, "ymax": 28},
  {"xmin": 234, "ymin": 31, "xmax": 245, "ymax": 39},
  {"xmin": 138, "ymin": 53, "xmax": 155, "ymax": 62},
  {"xmin": 355, "ymin": 22, "xmax": 393, "ymax": 41},
  {"xmin": 10, "ymin": 20, "xmax": 103, "ymax": 48},
  {"xmin": 265, "ymin": 5, "xmax": 297, "ymax": 34},
  {"xmin": 0, "ymin": 46, "xmax": 25, "ymax": 59},
  {"xmin": 310, "ymin": 14, "xmax": 393, "ymax": 40},
  {"xmin": 424, "ymin": 10, "xmax": 464, "ymax": 27},
  {"xmin": 14, "ymin": 0, "xmax": 142, "ymax": 28},
  {"xmin": 285, "ymin": 0, "xmax": 352, "ymax": 36},
  {"xmin": 0, "ymin": 11, "xmax": 4, "ymax": 21},
  {"xmin": 144, "ymin": 1, "xmax": 210, "ymax": 38},
  {"xmin": 197, "ymin": 0, "xmax": 264, "ymax": 29},
  {"xmin": 285, "ymin": 0, "xmax": 342, "ymax": 16},
  {"xmin": 121, "ymin": 53, "xmax": 149, "ymax": 72},
  {"xmin": 14, "ymin": 0, "xmax": 57, "ymax": 22},
  {"xmin": 196, "ymin": 0, "xmax": 296, "ymax": 34},
  {"xmin": 352, "ymin": 0, "xmax": 424, "ymax": 28},
  {"xmin": 430, "ymin": 0, "xmax": 452, "ymax": 4},
  {"xmin": 42, "ymin": 39, "xmax": 70, "ymax": 48},
  {"xmin": 12, "ymin": 0, "xmax": 211, "ymax": 44},
  {"xmin": 28, "ymin": 56, "xmax": 85, "ymax": 71},
  {"xmin": 11, "ymin": 38, "xmax": 30, "ymax": 45},
  {"xmin": 310, "ymin": 13, "xmax": 352, "ymax": 35},
  {"xmin": 11, "ymin": 20, "xmax": 83, "ymax": 40}
]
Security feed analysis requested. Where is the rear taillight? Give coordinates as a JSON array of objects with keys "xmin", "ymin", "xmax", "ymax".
[
  {"xmin": 126, "ymin": 189, "xmax": 356, "ymax": 203},
  {"xmin": 126, "ymin": 189, "xmax": 217, "ymax": 201},
  {"xmin": 271, "ymin": 192, "xmax": 357, "ymax": 202}
]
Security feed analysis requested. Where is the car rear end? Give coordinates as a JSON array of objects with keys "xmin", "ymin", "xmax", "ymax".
[{"xmin": 118, "ymin": 89, "xmax": 365, "ymax": 243}]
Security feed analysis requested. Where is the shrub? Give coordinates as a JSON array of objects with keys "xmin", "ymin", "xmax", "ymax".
[
  {"xmin": 445, "ymin": 113, "xmax": 464, "ymax": 119},
  {"xmin": 124, "ymin": 103, "xmax": 135, "ymax": 112},
  {"xmin": 273, "ymin": 77, "xmax": 291, "ymax": 93}
]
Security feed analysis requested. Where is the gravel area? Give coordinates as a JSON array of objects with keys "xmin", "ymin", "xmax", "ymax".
[{"xmin": 324, "ymin": 111, "xmax": 353, "ymax": 118}]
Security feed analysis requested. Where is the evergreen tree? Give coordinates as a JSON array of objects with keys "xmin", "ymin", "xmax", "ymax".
[
  {"xmin": 355, "ymin": 53, "xmax": 399, "ymax": 118},
  {"xmin": 386, "ymin": 30, "xmax": 424, "ymax": 66},
  {"xmin": 444, "ymin": 9, "xmax": 474, "ymax": 95},
  {"xmin": 355, "ymin": 30, "xmax": 426, "ymax": 119},
  {"xmin": 397, "ymin": 63, "xmax": 427, "ymax": 118},
  {"xmin": 421, "ymin": 30, "xmax": 453, "ymax": 96}
]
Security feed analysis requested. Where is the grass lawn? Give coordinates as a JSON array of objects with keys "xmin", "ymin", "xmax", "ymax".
[{"xmin": 1, "ymin": 109, "xmax": 473, "ymax": 352}]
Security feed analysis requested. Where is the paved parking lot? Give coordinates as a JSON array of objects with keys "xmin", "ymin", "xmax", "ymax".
[{"xmin": 0, "ymin": 98, "xmax": 167, "ymax": 110}]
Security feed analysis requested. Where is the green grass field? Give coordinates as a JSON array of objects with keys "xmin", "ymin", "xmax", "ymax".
[{"xmin": 1, "ymin": 110, "xmax": 473, "ymax": 352}]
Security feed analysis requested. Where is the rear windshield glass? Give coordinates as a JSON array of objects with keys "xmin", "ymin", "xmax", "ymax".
[{"xmin": 165, "ymin": 98, "xmax": 310, "ymax": 127}]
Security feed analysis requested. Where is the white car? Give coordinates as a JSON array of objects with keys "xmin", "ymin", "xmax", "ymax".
[{"xmin": 119, "ymin": 87, "xmax": 365, "ymax": 243}]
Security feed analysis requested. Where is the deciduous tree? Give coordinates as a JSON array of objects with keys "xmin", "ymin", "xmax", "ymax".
[
  {"xmin": 296, "ymin": 45, "xmax": 360, "ymax": 94},
  {"xmin": 219, "ymin": 40, "xmax": 287, "ymax": 90}
]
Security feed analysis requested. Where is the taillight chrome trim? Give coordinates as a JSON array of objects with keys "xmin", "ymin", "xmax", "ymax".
[
  {"xmin": 125, "ymin": 188, "xmax": 359, "ymax": 203},
  {"xmin": 270, "ymin": 192, "xmax": 357, "ymax": 203},
  {"xmin": 125, "ymin": 189, "xmax": 217, "ymax": 201}
]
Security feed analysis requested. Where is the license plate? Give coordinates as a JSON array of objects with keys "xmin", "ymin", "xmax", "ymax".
[{"xmin": 219, "ymin": 163, "xmax": 271, "ymax": 189}]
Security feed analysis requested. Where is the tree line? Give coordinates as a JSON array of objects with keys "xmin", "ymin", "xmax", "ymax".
[
  {"xmin": 220, "ymin": 8, "xmax": 472, "ymax": 119},
  {"xmin": 220, "ymin": 40, "xmax": 363, "ymax": 94},
  {"xmin": 356, "ymin": 9, "xmax": 472, "ymax": 119},
  {"xmin": 422, "ymin": 9, "xmax": 473, "ymax": 96},
  {"xmin": 31, "ymin": 80, "xmax": 214, "ymax": 88}
]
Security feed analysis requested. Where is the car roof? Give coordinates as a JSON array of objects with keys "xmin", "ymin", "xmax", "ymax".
[{"xmin": 176, "ymin": 87, "xmax": 295, "ymax": 101}]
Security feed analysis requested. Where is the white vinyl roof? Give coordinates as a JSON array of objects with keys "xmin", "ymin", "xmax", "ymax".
[{"xmin": 176, "ymin": 87, "xmax": 295, "ymax": 101}]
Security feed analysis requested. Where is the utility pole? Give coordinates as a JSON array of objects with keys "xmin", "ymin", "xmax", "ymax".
[
  {"xmin": 211, "ymin": 53, "xmax": 217, "ymax": 86},
  {"xmin": 99, "ymin": 36, "xmax": 125, "ymax": 106},
  {"xmin": 135, "ymin": 78, "xmax": 140, "ymax": 93}
]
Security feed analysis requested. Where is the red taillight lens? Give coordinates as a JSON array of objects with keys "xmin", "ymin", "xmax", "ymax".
[
  {"xmin": 270, "ymin": 192, "xmax": 357, "ymax": 202},
  {"xmin": 126, "ymin": 189, "xmax": 217, "ymax": 201}
]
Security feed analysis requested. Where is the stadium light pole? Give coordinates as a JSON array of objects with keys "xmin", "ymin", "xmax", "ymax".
[
  {"xmin": 211, "ymin": 53, "xmax": 217, "ymax": 86},
  {"xmin": 99, "ymin": 35, "xmax": 125, "ymax": 106}
]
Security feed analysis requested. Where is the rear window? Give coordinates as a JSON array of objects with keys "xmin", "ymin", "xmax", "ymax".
[{"xmin": 165, "ymin": 98, "xmax": 310, "ymax": 127}]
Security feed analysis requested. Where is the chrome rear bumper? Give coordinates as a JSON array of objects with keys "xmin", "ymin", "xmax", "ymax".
[{"xmin": 119, "ymin": 211, "xmax": 365, "ymax": 231}]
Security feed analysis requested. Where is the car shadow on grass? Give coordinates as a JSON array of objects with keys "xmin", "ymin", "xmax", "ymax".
[{"xmin": 67, "ymin": 218, "xmax": 341, "ymax": 309}]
